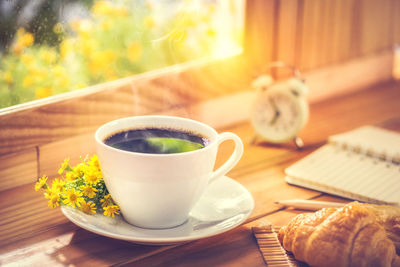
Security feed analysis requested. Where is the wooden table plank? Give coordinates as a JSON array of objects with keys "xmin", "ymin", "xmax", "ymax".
[{"xmin": 122, "ymin": 226, "xmax": 265, "ymax": 267}]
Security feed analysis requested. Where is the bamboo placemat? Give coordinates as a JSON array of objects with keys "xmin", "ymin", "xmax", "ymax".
[{"xmin": 252, "ymin": 223, "xmax": 302, "ymax": 267}]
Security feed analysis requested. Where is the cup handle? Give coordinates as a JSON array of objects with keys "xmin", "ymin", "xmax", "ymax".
[{"xmin": 209, "ymin": 132, "xmax": 244, "ymax": 183}]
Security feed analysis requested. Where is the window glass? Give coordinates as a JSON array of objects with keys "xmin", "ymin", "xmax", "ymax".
[{"xmin": 0, "ymin": 0, "xmax": 244, "ymax": 109}]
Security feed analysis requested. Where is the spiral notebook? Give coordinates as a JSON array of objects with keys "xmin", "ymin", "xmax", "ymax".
[{"xmin": 285, "ymin": 126, "xmax": 400, "ymax": 206}]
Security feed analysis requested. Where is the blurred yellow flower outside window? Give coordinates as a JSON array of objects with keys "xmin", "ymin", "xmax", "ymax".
[{"xmin": 0, "ymin": 0, "xmax": 244, "ymax": 109}]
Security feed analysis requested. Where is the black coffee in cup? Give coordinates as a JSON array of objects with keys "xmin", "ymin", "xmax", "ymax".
[{"xmin": 104, "ymin": 127, "xmax": 209, "ymax": 154}]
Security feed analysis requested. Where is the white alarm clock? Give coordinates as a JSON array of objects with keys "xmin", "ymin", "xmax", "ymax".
[{"xmin": 250, "ymin": 63, "xmax": 309, "ymax": 148}]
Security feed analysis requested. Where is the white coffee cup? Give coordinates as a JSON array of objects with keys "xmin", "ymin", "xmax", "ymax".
[{"xmin": 95, "ymin": 115, "xmax": 243, "ymax": 229}]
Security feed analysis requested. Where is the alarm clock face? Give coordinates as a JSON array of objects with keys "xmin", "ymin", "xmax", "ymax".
[{"xmin": 251, "ymin": 85, "xmax": 309, "ymax": 143}]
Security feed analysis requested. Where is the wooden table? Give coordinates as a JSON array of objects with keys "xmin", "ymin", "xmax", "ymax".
[{"xmin": 1, "ymin": 80, "xmax": 400, "ymax": 266}]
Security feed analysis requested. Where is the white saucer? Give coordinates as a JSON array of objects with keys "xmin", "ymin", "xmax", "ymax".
[{"xmin": 61, "ymin": 176, "xmax": 254, "ymax": 245}]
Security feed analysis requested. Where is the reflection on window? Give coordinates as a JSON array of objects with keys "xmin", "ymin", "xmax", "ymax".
[{"xmin": 0, "ymin": 0, "xmax": 244, "ymax": 109}]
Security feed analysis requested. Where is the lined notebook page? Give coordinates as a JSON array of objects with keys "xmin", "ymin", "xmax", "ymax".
[{"xmin": 285, "ymin": 126, "xmax": 400, "ymax": 205}]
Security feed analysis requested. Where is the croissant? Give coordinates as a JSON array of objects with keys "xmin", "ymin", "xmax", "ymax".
[{"xmin": 278, "ymin": 202, "xmax": 400, "ymax": 267}]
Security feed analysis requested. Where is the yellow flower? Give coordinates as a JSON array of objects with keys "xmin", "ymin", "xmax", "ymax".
[
  {"xmin": 45, "ymin": 191, "xmax": 60, "ymax": 208},
  {"xmin": 3, "ymin": 72, "xmax": 13, "ymax": 85},
  {"xmin": 65, "ymin": 171, "xmax": 77, "ymax": 181},
  {"xmin": 58, "ymin": 158, "xmax": 70, "ymax": 175},
  {"xmin": 44, "ymin": 187, "xmax": 56, "ymax": 199},
  {"xmin": 63, "ymin": 188, "xmax": 84, "ymax": 208},
  {"xmin": 35, "ymin": 87, "xmax": 52, "ymax": 99},
  {"xmin": 52, "ymin": 178, "xmax": 65, "ymax": 193},
  {"xmin": 103, "ymin": 205, "xmax": 120, "ymax": 218},
  {"xmin": 100, "ymin": 194, "xmax": 113, "ymax": 208},
  {"xmin": 48, "ymin": 195, "xmax": 60, "ymax": 208},
  {"xmin": 144, "ymin": 16, "xmax": 155, "ymax": 29},
  {"xmin": 22, "ymin": 76, "xmax": 34, "ymax": 87},
  {"xmin": 92, "ymin": 1, "xmax": 127, "ymax": 17},
  {"xmin": 88, "ymin": 50, "xmax": 116, "ymax": 74},
  {"xmin": 81, "ymin": 200, "xmax": 96, "ymax": 214},
  {"xmin": 73, "ymin": 163, "xmax": 85, "ymax": 177},
  {"xmin": 81, "ymin": 185, "xmax": 98, "ymax": 198},
  {"xmin": 20, "ymin": 31, "xmax": 34, "ymax": 47},
  {"xmin": 92, "ymin": 0, "xmax": 113, "ymax": 16},
  {"xmin": 88, "ymin": 154, "xmax": 100, "ymax": 170},
  {"xmin": 35, "ymin": 175, "xmax": 48, "ymax": 191},
  {"xmin": 12, "ymin": 28, "xmax": 34, "ymax": 54},
  {"xmin": 84, "ymin": 168, "xmax": 101, "ymax": 185},
  {"xmin": 127, "ymin": 42, "xmax": 142, "ymax": 62}
]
